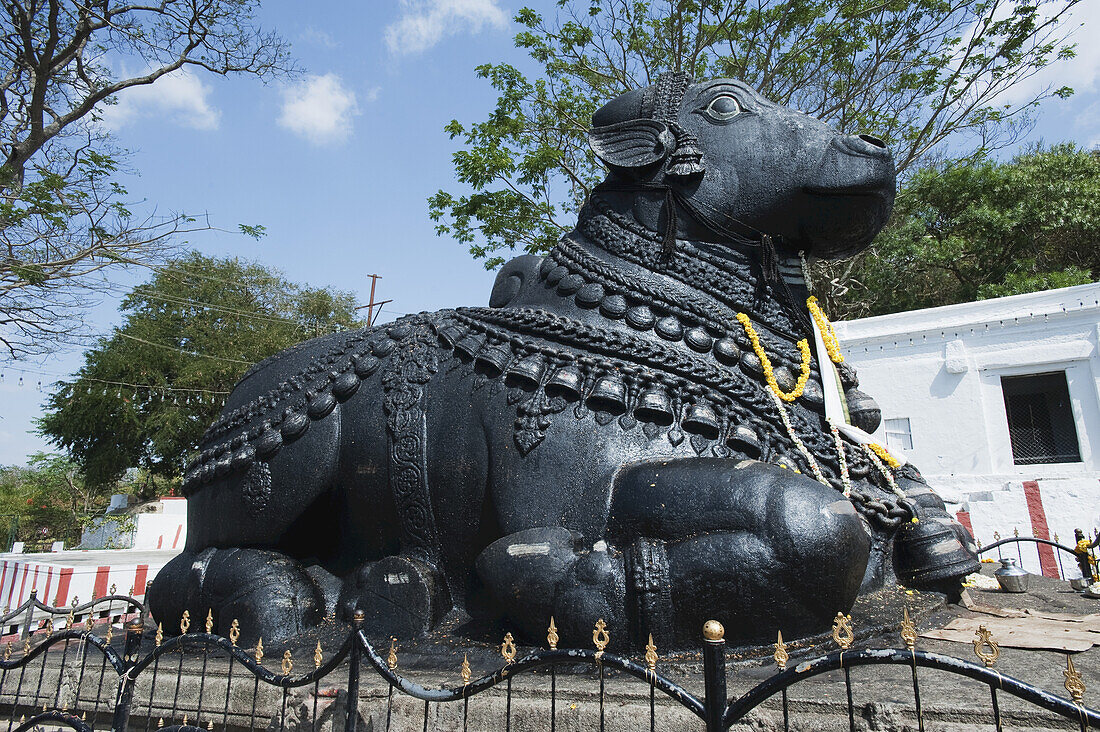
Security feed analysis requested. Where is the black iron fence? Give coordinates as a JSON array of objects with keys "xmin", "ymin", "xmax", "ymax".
[
  {"xmin": 0, "ymin": 593, "xmax": 1096, "ymax": 732},
  {"xmin": 977, "ymin": 527, "xmax": 1099, "ymax": 582}
]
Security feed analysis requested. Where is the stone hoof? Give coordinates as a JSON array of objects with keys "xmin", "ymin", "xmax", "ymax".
[
  {"xmin": 476, "ymin": 527, "xmax": 626, "ymax": 648},
  {"xmin": 338, "ymin": 556, "xmax": 446, "ymax": 638},
  {"xmin": 148, "ymin": 547, "xmax": 325, "ymax": 645}
]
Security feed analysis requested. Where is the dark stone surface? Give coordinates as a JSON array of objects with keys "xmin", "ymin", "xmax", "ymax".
[{"xmin": 149, "ymin": 73, "xmax": 979, "ymax": 651}]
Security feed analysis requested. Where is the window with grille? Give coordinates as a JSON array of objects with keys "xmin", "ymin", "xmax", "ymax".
[
  {"xmin": 885, "ymin": 417, "xmax": 913, "ymax": 451},
  {"xmin": 1001, "ymin": 372, "xmax": 1081, "ymax": 465}
]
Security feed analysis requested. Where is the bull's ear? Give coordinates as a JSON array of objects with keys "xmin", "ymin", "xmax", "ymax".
[{"xmin": 588, "ymin": 119, "xmax": 675, "ymax": 171}]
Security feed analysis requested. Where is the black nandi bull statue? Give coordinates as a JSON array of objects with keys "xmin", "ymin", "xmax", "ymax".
[{"xmin": 149, "ymin": 73, "xmax": 979, "ymax": 649}]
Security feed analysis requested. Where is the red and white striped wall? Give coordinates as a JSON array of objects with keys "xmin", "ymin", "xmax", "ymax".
[
  {"xmin": 0, "ymin": 549, "xmax": 179, "ymax": 618},
  {"xmin": 955, "ymin": 477, "xmax": 1099, "ymax": 578}
]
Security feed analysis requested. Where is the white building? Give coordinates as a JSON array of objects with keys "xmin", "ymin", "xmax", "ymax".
[{"xmin": 835, "ymin": 282, "xmax": 1100, "ymax": 577}]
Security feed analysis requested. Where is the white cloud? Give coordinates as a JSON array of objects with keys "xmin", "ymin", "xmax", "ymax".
[
  {"xmin": 385, "ymin": 0, "xmax": 507, "ymax": 56},
  {"xmin": 100, "ymin": 68, "xmax": 219, "ymax": 131},
  {"xmin": 278, "ymin": 73, "xmax": 361, "ymax": 145},
  {"xmin": 301, "ymin": 26, "xmax": 340, "ymax": 49},
  {"xmin": 984, "ymin": 2, "xmax": 1100, "ymax": 108}
]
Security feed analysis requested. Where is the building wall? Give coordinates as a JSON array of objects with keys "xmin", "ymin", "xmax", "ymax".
[{"xmin": 835, "ymin": 283, "xmax": 1100, "ymax": 567}]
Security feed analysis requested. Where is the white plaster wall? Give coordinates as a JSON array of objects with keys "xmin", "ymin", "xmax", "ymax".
[{"xmin": 834, "ymin": 283, "xmax": 1100, "ymax": 559}]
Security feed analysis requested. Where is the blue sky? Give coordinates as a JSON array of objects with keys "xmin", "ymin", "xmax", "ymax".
[{"xmin": 2, "ymin": 0, "xmax": 1099, "ymax": 466}]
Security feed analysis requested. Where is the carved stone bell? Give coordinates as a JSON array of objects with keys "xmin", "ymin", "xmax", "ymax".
[
  {"xmin": 454, "ymin": 333, "xmax": 486, "ymax": 359},
  {"xmin": 587, "ymin": 375, "xmax": 628, "ymax": 415},
  {"xmin": 634, "ymin": 387, "xmax": 674, "ymax": 425},
  {"xmin": 844, "ymin": 388, "xmax": 881, "ymax": 433},
  {"xmin": 682, "ymin": 403, "xmax": 720, "ymax": 438},
  {"xmin": 505, "ymin": 356, "xmax": 545, "ymax": 389},
  {"xmin": 545, "ymin": 365, "xmax": 584, "ymax": 399},
  {"xmin": 727, "ymin": 424, "xmax": 762, "ymax": 457},
  {"xmin": 475, "ymin": 344, "xmax": 512, "ymax": 377}
]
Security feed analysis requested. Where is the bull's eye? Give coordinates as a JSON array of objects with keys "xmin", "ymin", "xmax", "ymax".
[{"xmin": 700, "ymin": 94, "xmax": 743, "ymax": 122}]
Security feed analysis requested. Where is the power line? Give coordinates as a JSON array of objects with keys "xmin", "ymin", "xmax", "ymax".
[
  {"xmin": 113, "ymin": 332, "xmax": 254, "ymax": 365},
  {"xmin": 0, "ymin": 364, "xmax": 230, "ymax": 395}
]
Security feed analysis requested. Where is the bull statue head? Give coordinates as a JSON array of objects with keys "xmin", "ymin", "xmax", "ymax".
[{"xmin": 589, "ymin": 72, "xmax": 896, "ymax": 259}]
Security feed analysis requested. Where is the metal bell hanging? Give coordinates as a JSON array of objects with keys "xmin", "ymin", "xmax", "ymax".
[
  {"xmin": 727, "ymin": 424, "xmax": 763, "ymax": 457},
  {"xmin": 634, "ymin": 386, "xmax": 674, "ymax": 425},
  {"xmin": 475, "ymin": 343, "xmax": 512, "ymax": 377},
  {"xmin": 454, "ymin": 333, "xmax": 486, "ymax": 359}
]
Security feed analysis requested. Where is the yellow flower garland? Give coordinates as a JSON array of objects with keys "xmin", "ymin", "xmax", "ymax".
[
  {"xmin": 867, "ymin": 442, "xmax": 901, "ymax": 469},
  {"xmin": 736, "ymin": 312, "xmax": 811, "ymax": 402},
  {"xmin": 806, "ymin": 296, "xmax": 844, "ymax": 364}
]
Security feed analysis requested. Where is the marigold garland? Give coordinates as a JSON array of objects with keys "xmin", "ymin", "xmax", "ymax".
[
  {"xmin": 736, "ymin": 312, "xmax": 811, "ymax": 402},
  {"xmin": 867, "ymin": 442, "xmax": 901, "ymax": 469},
  {"xmin": 806, "ymin": 296, "xmax": 844, "ymax": 364}
]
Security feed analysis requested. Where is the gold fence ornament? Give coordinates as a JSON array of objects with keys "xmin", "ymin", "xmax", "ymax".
[
  {"xmin": 207, "ymin": 721, "xmax": 214, "ymax": 730},
  {"xmin": 387, "ymin": 638, "xmax": 398, "ymax": 671},
  {"xmin": 66, "ymin": 607, "xmax": 74, "ymax": 628},
  {"xmin": 644, "ymin": 634, "xmax": 658, "ymax": 673},
  {"xmin": 1063, "ymin": 655, "xmax": 1085, "ymax": 704},
  {"xmin": 774, "ymin": 631, "xmax": 789, "ymax": 671},
  {"xmin": 84, "ymin": 613, "xmax": 93, "ymax": 632},
  {"xmin": 832, "ymin": 612, "xmax": 854, "ymax": 650},
  {"xmin": 461, "ymin": 653, "xmax": 471, "ymax": 685},
  {"xmin": 3, "ymin": 643, "xmax": 10, "ymax": 661},
  {"xmin": 281, "ymin": 650, "xmax": 293, "ymax": 675},
  {"xmin": 155, "ymin": 623, "xmax": 163, "ymax": 647},
  {"xmin": 205, "ymin": 609, "xmax": 213, "ymax": 634},
  {"xmin": 157, "ymin": 718, "xmax": 164, "ymax": 728},
  {"xmin": 129, "ymin": 586, "xmax": 135, "ymax": 598},
  {"xmin": 44, "ymin": 619, "xmax": 53, "ymax": 635},
  {"xmin": 255, "ymin": 638, "xmax": 264, "ymax": 665},
  {"xmin": 993, "ymin": 531, "xmax": 1001, "ymax": 541},
  {"xmin": 501, "ymin": 632, "xmax": 517, "ymax": 665},
  {"xmin": 229, "ymin": 619, "xmax": 240, "ymax": 646},
  {"xmin": 901, "ymin": 608, "xmax": 917, "ymax": 652},
  {"xmin": 593, "ymin": 618, "xmax": 610, "ymax": 659},
  {"xmin": 109, "ymin": 584, "xmax": 116, "ymax": 596},
  {"xmin": 314, "ymin": 642, "xmax": 323, "ymax": 670},
  {"xmin": 973, "ymin": 625, "xmax": 1000, "ymax": 668},
  {"xmin": 547, "ymin": 617, "xmax": 559, "ymax": 650},
  {"xmin": 182, "ymin": 714, "xmax": 188, "ymax": 725},
  {"xmin": 105, "ymin": 623, "xmax": 113, "ymax": 644},
  {"xmin": 81, "ymin": 712, "xmax": 86, "ymax": 722},
  {"xmin": 23, "ymin": 638, "xmax": 30, "ymax": 656},
  {"xmin": 180, "ymin": 610, "xmax": 190, "ymax": 634}
]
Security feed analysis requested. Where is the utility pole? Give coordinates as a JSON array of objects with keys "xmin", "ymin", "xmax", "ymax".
[{"xmin": 356, "ymin": 273, "xmax": 393, "ymax": 327}]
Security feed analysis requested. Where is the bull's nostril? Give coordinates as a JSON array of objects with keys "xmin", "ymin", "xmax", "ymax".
[{"xmin": 858, "ymin": 134, "xmax": 886, "ymax": 149}]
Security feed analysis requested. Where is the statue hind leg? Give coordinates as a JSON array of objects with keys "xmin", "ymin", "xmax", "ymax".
[{"xmin": 148, "ymin": 547, "xmax": 336, "ymax": 644}]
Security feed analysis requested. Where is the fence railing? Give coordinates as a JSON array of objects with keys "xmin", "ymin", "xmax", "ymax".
[
  {"xmin": 977, "ymin": 527, "xmax": 1098, "ymax": 582},
  {"xmin": 0, "ymin": 595, "xmax": 1096, "ymax": 732}
]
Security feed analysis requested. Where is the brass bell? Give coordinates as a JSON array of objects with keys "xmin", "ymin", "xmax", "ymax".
[
  {"xmin": 545, "ymin": 366, "xmax": 583, "ymax": 399},
  {"xmin": 727, "ymin": 424, "xmax": 762, "ymax": 457},
  {"xmin": 454, "ymin": 333, "xmax": 485, "ymax": 359},
  {"xmin": 682, "ymin": 403, "xmax": 720, "ymax": 439},
  {"xmin": 505, "ymin": 356, "xmax": 545, "ymax": 389},
  {"xmin": 634, "ymin": 387, "xmax": 674, "ymax": 425},
  {"xmin": 475, "ymin": 344, "xmax": 512, "ymax": 377},
  {"xmin": 587, "ymin": 375, "xmax": 627, "ymax": 415}
]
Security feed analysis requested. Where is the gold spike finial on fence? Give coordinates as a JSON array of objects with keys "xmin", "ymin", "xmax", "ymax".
[
  {"xmin": 66, "ymin": 607, "xmax": 74, "ymax": 628},
  {"xmin": 461, "ymin": 653, "xmax": 471, "ymax": 685},
  {"xmin": 501, "ymin": 632, "xmax": 517, "ymax": 665},
  {"xmin": 593, "ymin": 618, "xmax": 610, "ymax": 660},
  {"xmin": 155, "ymin": 623, "xmax": 163, "ymax": 647},
  {"xmin": 901, "ymin": 608, "xmax": 917, "ymax": 652},
  {"xmin": 182, "ymin": 714, "xmax": 187, "ymax": 725},
  {"xmin": 774, "ymin": 631, "xmax": 789, "ymax": 670},
  {"xmin": 84, "ymin": 613, "xmax": 93, "ymax": 632},
  {"xmin": 207, "ymin": 722, "xmax": 214, "ymax": 730},
  {"xmin": 387, "ymin": 637, "xmax": 398, "ymax": 671},
  {"xmin": 314, "ymin": 642, "xmax": 323, "ymax": 670},
  {"xmin": 255, "ymin": 638, "xmax": 264, "ymax": 665},
  {"xmin": 23, "ymin": 638, "xmax": 30, "ymax": 656},
  {"xmin": 157, "ymin": 718, "xmax": 164, "ymax": 728},
  {"xmin": 44, "ymin": 619, "xmax": 52, "ymax": 635},
  {"xmin": 281, "ymin": 650, "xmax": 293, "ymax": 675},
  {"xmin": 71, "ymin": 597, "xmax": 78, "ymax": 608},
  {"xmin": 205, "ymin": 609, "xmax": 213, "ymax": 634},
  {"xmin": 80, "ymin": 711, "xmax": 85, "ymax": 721},
  {"xmin": 109, "ymin": 584, "xmax": 116, "ymax": 596},
  {"xmin": 19, "ymin": 715, "xmax": 24, "ymax": 724},
  {"xmin": 645, "ymin": 634, "xmax": 658, "ymax": 673},
  {"xmin": 229, "ymin": 619, "xmax": 240, "ymax": 646},
  {"xmin": 993, "ymin": 531, "xmax": 1001, "ymax": 541},
  {"xmin": 1064, "ymin": 655, "xmax": 1085, "ymax": 703},
  {"xmin": 547, "ymin": 617, "xmax": 558, "ymax": 650},
  {"xmin": 832, "ymin": 613, "xmax": 854, "ymax": 650},
  {"xmin": 1013, "ymin": 527, "xmax": 1019, "ymax": 538},
  {"xmin": 973, "ymin": 625, "xmax": 1000, "ymax": 668},
  {"xmin": 105, "ymin": 623, "xmax": 113, "ymax": 644},
  {"xmin": 129, "ymin": 586, "xmax": 135, "ymax": 597},
  {"xmin": 29, "ymin": 588, "xmax": 36, "ymax": 599},
  {"xmin": 2, "ymin": 606, "xmax": 8, "ymax": 615},
  {"xmin": 3, "ymin": 643, "xmax": 10, "ymax": 661},
  {"xmin": 180, "ymin": 610, "xmax": 190, "ymax": 634}
]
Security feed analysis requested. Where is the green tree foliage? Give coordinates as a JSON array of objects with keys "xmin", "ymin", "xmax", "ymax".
[
  {"xmin": 36, "ymin": 253, "xmax": 364, "ymax": 488},
  {"xmin": 430, "ymin": 0, "xmax": 1079, "ymax": 269},
  {"xmin": 0, "ymin": 453, "xmax": 105, "ymax": 549},
  {"xmin": 831, "ymin": 144, "xmax": 1100, "ymax": 317},
  {"xmin": 0, "ymin": 0, "xmax": 292, "ymax": 359}
]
